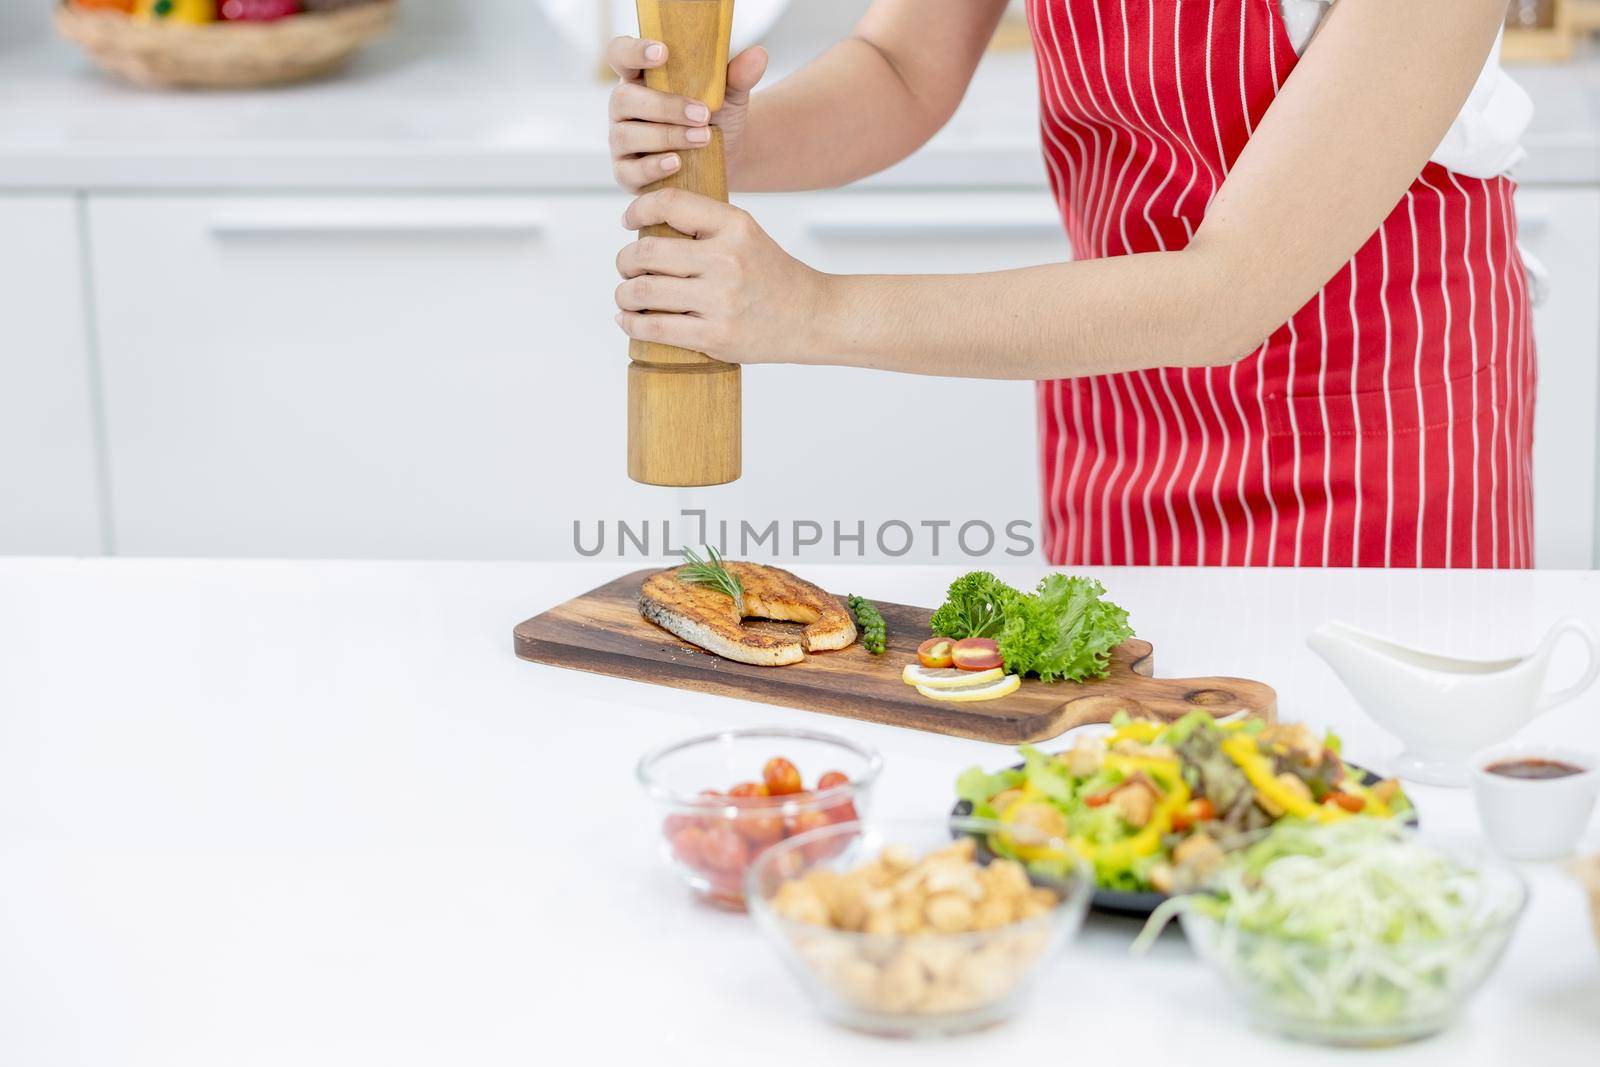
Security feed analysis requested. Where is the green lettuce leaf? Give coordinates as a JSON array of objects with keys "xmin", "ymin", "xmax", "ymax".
[
  {"xmin": 1002, "ymin": 575, "xmax": 1134, "ymax": 683},
  {"xmin": 955, "ymin": 764, "xmax": 1023, "ymax": 810},
  {"xmin": 1019, "ymin": 743, "xmax": 1075, "ymax": 803}
]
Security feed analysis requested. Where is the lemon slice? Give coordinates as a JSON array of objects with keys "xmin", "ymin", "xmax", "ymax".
[
  {"xmin": 901, "ymin": 664, "xmax": 1004, "ymax": 688},
  {"xmin": 915, "ymin": 673, "xmax": 1022, "ymax": 702}
]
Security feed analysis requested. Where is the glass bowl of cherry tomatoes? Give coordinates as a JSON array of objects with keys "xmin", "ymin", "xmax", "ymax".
[{"xmin": 636, "ymin": 727, "xmax": 884, "ymax": 910}]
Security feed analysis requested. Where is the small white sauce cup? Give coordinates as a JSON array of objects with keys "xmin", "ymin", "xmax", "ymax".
[{"xmin": 1470, "ymin": 744, "xmax": 1600, "ymax": 862}]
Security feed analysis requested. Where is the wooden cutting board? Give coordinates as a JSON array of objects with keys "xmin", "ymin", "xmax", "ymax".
[{"xmin": 513, "ymin": 570, "xmax": 1277, "ymax": 744}]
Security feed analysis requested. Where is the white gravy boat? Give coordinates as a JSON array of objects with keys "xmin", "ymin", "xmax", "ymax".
[{"xmin": 1307, "ymin": 618, "xmax": 1600, "ymax": 787}]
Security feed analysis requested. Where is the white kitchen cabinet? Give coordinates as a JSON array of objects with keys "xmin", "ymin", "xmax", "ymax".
[
  {"xmin": 89, "ymin": 194, "xmax": 631, "ymax": 560},
  {"xmin": 85, "ymin": 193, "xmax": 1056, "ymax": 562},
  {"xmin": 1517, "ymin": 188, "xmax": 1600, "ymax": 568},
  {"xmin": 749, "ymin": 191, "xmax": 1071, "ymax": 276},
  {"xmin": 0, "ymin": 195, "xmax": 103, "ymax": 555}
]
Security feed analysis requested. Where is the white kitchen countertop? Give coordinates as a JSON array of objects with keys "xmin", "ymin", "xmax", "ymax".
[
  {"xmin": 2, "ymin": 1, "xmax": 1598, "ymax": 191},
  {"xmin": 1, "ymin": 556, "xmax": 1596, "ymax": 1065}
]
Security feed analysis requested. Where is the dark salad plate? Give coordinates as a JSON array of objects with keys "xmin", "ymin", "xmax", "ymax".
[{"xmin": 951, "ymin": 759, "xmax": 1413, "ymax": 918}]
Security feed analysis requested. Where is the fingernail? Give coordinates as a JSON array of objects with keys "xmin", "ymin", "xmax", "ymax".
[
  {"xmin": 661, "ymin": 154, "xmax": 680, "ymax": 172},
  {"xmin": 615, "ymin": 312, "xmax": 625, "ymax": 327},
  {"xmin": 685, "ymin": 103, "xmax": 710, "ymax": 124},
  {"xmin": 620, "ymin": 209, "xmax": 631, "ymax": 226},
  {"xmin": 686, "ymin": 127, "xmax": 711, "ymax": 144},
  {"xmin": 644, "ymin": 42, "xmax": 666, "ymax": 62}
]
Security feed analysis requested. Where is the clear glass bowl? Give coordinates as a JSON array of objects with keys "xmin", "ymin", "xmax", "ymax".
[
  {"xmin": 745, "ymin": 817, "xmax": 1093, "ymax": 1037},
  {"xmin": 1178, "ymin": 839, "xmax": 1526, "ymax": 1047},
  {"xmin": 636, "ymin": 727, "xmax": 883, "ymax": 910}
]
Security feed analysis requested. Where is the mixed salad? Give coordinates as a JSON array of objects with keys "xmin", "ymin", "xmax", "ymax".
[{"xmin": 955, "ymin": 711, "xmax": 1412, "ymax": 893}]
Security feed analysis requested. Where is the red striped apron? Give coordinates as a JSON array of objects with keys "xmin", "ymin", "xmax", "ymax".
[{"xmin": 1030, "ymin": 0, "xmax": 1535, "ymax": 567}]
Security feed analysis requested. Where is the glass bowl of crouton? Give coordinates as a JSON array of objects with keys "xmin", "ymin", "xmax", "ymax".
[{"xmin": 745, "ymin": 817, "xmax": 1093, "ymax": 1037}]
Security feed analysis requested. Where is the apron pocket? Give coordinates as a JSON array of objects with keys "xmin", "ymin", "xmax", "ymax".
[{"xmin": 1262, "ymin": 367, "xmax": 1505, "ymax": 441}]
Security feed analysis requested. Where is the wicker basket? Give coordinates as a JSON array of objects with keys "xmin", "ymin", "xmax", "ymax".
[{"xmin": 55, "ymin": 1, "xmax": 398, "ymax": 89}]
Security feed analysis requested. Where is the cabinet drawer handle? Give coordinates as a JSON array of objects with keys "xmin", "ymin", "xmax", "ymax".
[
  {"xmin": 807, "ymin": 217, "xmax": 1065, "ymax": 242},
  {"xmin": 208, "ymin": 210, "xmax": 547, "ymax": 240}
]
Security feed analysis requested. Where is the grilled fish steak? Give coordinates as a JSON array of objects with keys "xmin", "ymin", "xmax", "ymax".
[{"xmin": 639, "ymin": 562, "xmax": 858, "ymax": 666}]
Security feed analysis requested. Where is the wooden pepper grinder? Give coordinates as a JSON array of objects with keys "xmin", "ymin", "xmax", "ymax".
[{"xmin": 628, "ymin": 0, "xmax": 741, "ymax": 487}]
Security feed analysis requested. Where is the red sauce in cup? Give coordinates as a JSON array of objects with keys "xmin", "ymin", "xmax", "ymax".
[{"xmin": 1485, "ymin": 758, "xmax": 1585, "ymax": 780}]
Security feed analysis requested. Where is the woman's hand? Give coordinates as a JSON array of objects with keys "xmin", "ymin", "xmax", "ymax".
[
  {"xmin": 614, "ymin": 189, "xmax": 829, "ymax": 364},
  {"xmin": 606, "ymin": 36, "xmax": 768, "ymax": 193}
]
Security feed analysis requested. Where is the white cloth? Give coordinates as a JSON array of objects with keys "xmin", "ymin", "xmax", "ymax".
[{"xmin": 1280, "ymin": 0, "xmax": 1533, "ymax": 178}]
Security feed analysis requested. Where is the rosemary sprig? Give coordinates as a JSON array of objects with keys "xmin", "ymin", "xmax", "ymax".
[{"xmin": 679, "ymin": 545, "xmax": 744, "ymax": 613}]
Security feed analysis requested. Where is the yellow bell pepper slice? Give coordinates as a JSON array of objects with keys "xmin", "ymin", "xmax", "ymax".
[
  {"xmin": 1109, "ymin": 719, "xmax": 1165, "ymax": 744},
  {"xmin": 1222, "ymin": 735, "xmax": 1349, "ymax": 824},
  {"xmin": 1337, "ymin": 776, "xmax": 1393, "ymax": 819},
  {"xmin": 135, "ymin": 0, "xmax": 214, "ymax": 23},
  {"xmin": 1104, "ymin": 753, "xmax": 1184, "ymax": 782},
  {"xmin": 1070, "ymin": 775, "xmax": 1192, "ymax": 875}
]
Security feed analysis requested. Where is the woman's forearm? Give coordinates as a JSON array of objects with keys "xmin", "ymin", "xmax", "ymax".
[
  {"xmin": 730, "ymin": 0, "xmax": 1008, "ymax": 192},
  {"xmin": 616, "ymin": 185, "xmax": 1270, "ymax": 378},
  {"xmin": 804, "ymin": 251, "xmax": 1252, "ymax": 380},
  {"xmin": 731, "ymin": 39, "xmax": 946, "ymax": 192}
]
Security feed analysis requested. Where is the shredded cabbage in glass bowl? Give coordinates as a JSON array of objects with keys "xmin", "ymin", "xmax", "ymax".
[{"xmin": 1136, "ymin": 820, "xmax": 1526, "ymax": 1046}]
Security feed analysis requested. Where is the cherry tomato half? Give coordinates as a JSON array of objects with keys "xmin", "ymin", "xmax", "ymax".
[
  {"xmin": 952, "ymin": 637, "xmax": 1004, "ymax": 671},
  {"xmin": 916, "ymin": 637, "xmax": 956, "ymax": 669},
  {"xmin": 786, "ymin": 809, "xmax": 831, "ymax": 838},
  {"xmin": 814, "ymin": 771, "xmax": 855, "ymax": 823},
  {"xmin": 694, "ymin": 788, "xmax": 726, "ymax": 829},
  {"xmin": 702, "ymin": 869, "xmax": 746, "ymax": 906},
  {"xmin": 1170, "ymin": 797, "xmax": 1217, "ymax": 833},
  {"xmin": 727, "ymin": 780, "xmax": 769, "ymax": 801},
  {"xmin": 786, "ymin": 809, "xmax": 839, "ymax": 861},
  {"xmin": 698, "ymin": 825, "xmax": 751, "ymax": 872},
  {"xmin": 669, "ymin": 825, "xmax": 707, "ymax": 867},
  {"xmin": 735, "ymin": 812, "xmax": 785, "ymax": 848},
  {"xmin": 763, "ymin": 757, "xmax": 804, "ymax": 796},
  {"xmin": 824, "ymin": 800, "xmax": 859, "ymax": 824},
  {"xmin": 1324, "ymin": 791, "xmax": 1366, "ymax": 813}
]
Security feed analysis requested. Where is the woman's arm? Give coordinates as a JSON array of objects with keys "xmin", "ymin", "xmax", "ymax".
[
  {"xmin": 731, "ymin": 0, "xmax": 1009, "ymax": 191},
  {"xmin": 616, "ymin": 0, "xmax": 1509, "ymax": 378},
  {"xmin": 606, "ymin": 0, "xmax": 1007, "ymax": 196}
]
